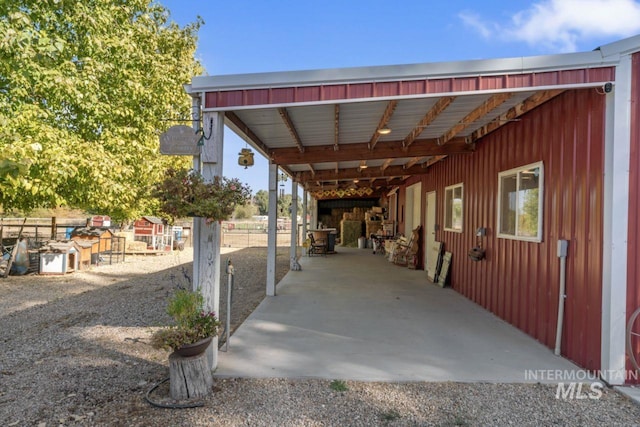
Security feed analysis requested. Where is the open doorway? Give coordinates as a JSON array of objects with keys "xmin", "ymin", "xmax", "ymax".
[{"xmin": 425, "ymin": 191, "xmax": 438, "ymax": 280}]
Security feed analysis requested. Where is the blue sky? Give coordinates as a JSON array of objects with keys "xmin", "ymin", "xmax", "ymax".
[{"xmin": 159, "ymin": 0, "xmax": 640, "ymax": 192}]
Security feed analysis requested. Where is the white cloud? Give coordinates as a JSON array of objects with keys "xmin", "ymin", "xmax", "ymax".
[
  {"xmin": 462, "ymin": 0, "xmax": 640, "ymax": 52},
  {"xmin": 458, "ymin": 11, "xmax": 493, "ymax": 39}
]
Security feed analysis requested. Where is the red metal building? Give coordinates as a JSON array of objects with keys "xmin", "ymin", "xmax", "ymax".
[{"xmin": 186, "ymin": 34, "xmax": 640, "ymax": 382}]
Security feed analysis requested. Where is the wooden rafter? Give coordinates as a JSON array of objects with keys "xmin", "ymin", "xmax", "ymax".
[
  {"xmin": 278, "ymin": 107, "xmax": 305, "ymax": 153},
  {"xmin": 334, "ymin": 104, "xmax": 340, "ymax": 151},
  {"xmin": 403, "ymin": 96, "xmax": 455, "ymax": 148},
  {"xmin": 423, "ymin": 155, "xmax": 447, "ymax": 169},
  {"xmin": 225, "ymin": 112, "xmax": 272, "ymax": 159},
  {"xmin": 380, "ymin": 158, "xmax": 394, "ymax": 171},
  {"xmin": 368, "ymin": 100, "xmax": 398, "ymax": 150},
  {"xmin": 296, "ymin": 161, "xmax": 470, "ymax": 182},
  {"xmin": 438, "ymin": 93, "xmax": 512, "ymax": 145},
  {"xmin": 471, "ymin": 90, "xmax": 564, "ymax": 141},
  {"xmin": 308, "ymin": 164, "xmax": 315, "ymax": 177},
  {"xmin": 404, "ymin": 157, "xmax": 423, "ymax": 169},
  {"xmin": 271, "ymin": 137, "xmax": 470, "ymax": 164}
]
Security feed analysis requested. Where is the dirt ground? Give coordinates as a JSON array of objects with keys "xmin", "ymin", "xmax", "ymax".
[
  {"xmin": 0, "ymin": 247, "xmax": 290, "ymax": 425},
  {"xmin": 2, "ymin": 249, "xmax": 640, "ymax": 426}
]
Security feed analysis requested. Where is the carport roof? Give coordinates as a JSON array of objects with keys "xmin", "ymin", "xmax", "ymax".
[{"xmin": 186, "ymin": 35, "xmax": 640, "ymax": 200}]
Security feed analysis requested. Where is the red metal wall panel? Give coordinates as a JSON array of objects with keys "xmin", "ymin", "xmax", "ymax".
[
  {"xmin": 399, "ymin": 89, "xmax": 605, "ymax": 370},
  {"xmin": 204, "ymin": 67, "xmax": 615, "ymax": 109},
  {"xmin": 627, "ymin": 52, "xmax": 640, "ymax": 382}
]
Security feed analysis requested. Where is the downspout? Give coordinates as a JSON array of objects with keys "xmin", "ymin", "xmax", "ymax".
[{"xmin": 555, "ymin": 239, "xmax": 569, "ymax": 356}]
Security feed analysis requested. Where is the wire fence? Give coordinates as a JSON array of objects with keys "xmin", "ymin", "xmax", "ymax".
[{"xmin": 221, "ymin": 230, "xmax": 294, "ymax": 248}]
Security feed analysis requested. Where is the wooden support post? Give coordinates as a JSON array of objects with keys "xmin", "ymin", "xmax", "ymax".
[
  {"xmin": 169, "ymin": 352, "xmax": 213, "ymax": 400},
  {"xmin": 194, "ymin": 111, "xmax": 224, "ymax": 370}
]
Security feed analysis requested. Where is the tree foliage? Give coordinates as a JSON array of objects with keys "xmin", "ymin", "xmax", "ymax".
[
  {"xmin": 233, "ymin": 202, "xmax": 257, "ymax": 220},
  {"xmin": 251, "ymin": 189, "xmax": 302, "ymax": 218},
  {"xmin": 254, "ymin": 189, "xmax": 269, "ymax": 215},
  {"xmin": 0, "ymin": 0, "xmax": 203, "ymax": 220}
]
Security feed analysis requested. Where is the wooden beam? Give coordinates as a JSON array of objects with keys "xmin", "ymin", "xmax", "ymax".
[
  {"xmin": 368, "ymin": 100, "xmax": 398, "ymax": 150},
  {"xmin": 271, "ymin": 137, "xmax": 471, "ymax": 164},
  {"xmin": 439, "ymin": 93, "xmax": 512, "ymax": 145},
  {"xmin": 278, "ymin": 107, "xmax": 305, "ymax": 153},
  {"xmin": 403, "ymin": 96, "xmax": 455, "ymax": 148},
  {"xmin": 305, "ymin": 177, "xmax": 404, "ymax": 191},
  {"xmin": 404, "ymin": 157, "xmax": 423, "ymax": 169},
  {"xmin": 296, "ymin": 161, "xmax": 468, "ymax": 182},
  {"xmin": 334, "ymin": 104, "xmax": 340, "ymax": 151},
  {"xmin": 423, "ymin": 155, "xmax": 447, "ymax": 169},
  {"xmin": 225, "ymin": 112, "xmax": 272, "ymax": 159},
  {"xmin": 471, "ymin": 90, "xmax": 564, "ymax": 141},
  {"xmin": 308, "ymin": 164, "xmax": 315, "ymax": 177},
  {"xmin": 380, "ymin": 158, "xmax": 393, "ymax": 171}
]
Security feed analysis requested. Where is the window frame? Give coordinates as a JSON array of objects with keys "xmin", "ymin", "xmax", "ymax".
[
  {"xmin": 497, "ymin": 161, "xmax": 544, "ymax": 243},
  {"xmin": 443, "ymin": 182, "xmax": 464, "ymax": 233}
]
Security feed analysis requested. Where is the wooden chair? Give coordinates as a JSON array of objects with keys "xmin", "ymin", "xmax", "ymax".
[
  {"xmin": 393, "ymin": 226, "xmax": 420, "ymax": 266},
  {"xmin": 308, "ymin": 233, "xmax": 327, "ymax": 257}
]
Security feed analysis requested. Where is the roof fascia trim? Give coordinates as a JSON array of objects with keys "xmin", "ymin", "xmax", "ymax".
[
  {"xmin": 597, "ymin": 34, "xmax": 640, "ymax": 58},
  {"xmin": 192, "ymin": 50, "xmax": 617, "ymax": 92},
  {"xmin": 201, "ymin": 82, "xmax": 610, "ymax": 112}
]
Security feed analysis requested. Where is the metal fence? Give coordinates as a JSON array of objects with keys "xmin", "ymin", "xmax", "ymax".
[{"xmin": 221, "ymin": 229, "xmax": 293, "ymax": 248}]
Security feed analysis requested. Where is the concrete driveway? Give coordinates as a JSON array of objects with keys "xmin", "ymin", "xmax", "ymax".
[{"xmin": 216, "ymin": 246, "xmax": 582, "ymax": 382}]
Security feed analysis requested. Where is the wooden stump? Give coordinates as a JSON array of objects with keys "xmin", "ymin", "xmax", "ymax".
[{"xmin": 169, "ymin": 351, "xmax": 213, "ymax": 400}]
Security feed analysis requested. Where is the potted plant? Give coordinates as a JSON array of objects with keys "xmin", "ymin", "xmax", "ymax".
[
  {"xmin": 150, "ymin": 288, "xmax": 221, "ymax": 357},
  {"xmin": 153, "ymin": 168, "xmax": 252, "ymax": 223}
]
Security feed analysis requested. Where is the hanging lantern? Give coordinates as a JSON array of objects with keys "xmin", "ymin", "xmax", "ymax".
[{"xmin": 238, "ymin": 148, "xmax": 254, "ymax": 168}]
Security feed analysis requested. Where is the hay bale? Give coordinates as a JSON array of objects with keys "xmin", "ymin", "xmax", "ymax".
[{"xmin": 340, "ymin": 220, "xmax": 362, "ymax": 247}]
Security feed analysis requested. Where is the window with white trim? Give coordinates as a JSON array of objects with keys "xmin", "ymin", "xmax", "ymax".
[
  {"xmin": 444, "ymin": 183, "xmax": 463, "ymax": 232},
  {"xmin": 497, "ymin": 161, "xmax": 544, "ymax": 242}
]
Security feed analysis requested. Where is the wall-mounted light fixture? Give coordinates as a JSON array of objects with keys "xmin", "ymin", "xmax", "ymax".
[{"xmin": 469, "ymin": 227, "xmax": 487, "ymax": 261}]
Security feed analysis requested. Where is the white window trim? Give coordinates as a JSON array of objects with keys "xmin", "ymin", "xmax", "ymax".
[
  {"xmin": 497, "ymin": 161, "xmax": 544, "ymax": 243},
  {"xmin": 444, "ymin": 182, "xmax": 464, "ymax": 233}
]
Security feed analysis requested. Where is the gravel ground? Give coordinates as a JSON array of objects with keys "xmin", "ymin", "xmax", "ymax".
[{"xmin": 1, "ymin": 248, "xmax": 640, "ymax": 426}]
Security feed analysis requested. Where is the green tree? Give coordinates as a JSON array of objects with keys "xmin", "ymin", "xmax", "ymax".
[
  {"xmin": 277, "ymin": 193, "xmax": 303, "ymax": 219},
  {"xmin": 254, "ymin": 190, "xmax": 269, "ymax": 215},
  {"xmin": 233, "ymin": 203, "xmax": 257, "ymax": 220},
  {"xmin": 0, "ymin": 0, "xmax": 202, "ymax": 220}
]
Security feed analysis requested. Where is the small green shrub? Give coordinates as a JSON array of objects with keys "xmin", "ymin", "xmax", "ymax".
[
  {"xmin": 150, "ymin": 288, "xmax": 220, "ymax": 351},
  {"xmin": 329, "ymin": 380, "xmax": 348, "ymax": 392}
]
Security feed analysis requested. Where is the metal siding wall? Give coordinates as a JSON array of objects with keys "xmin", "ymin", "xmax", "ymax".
[
  {"xmin": 627, "ymin": 52, "xmax": 640, "ymax": 382},
  {"xmin": 412, "ymin": 89, "xmax": 604, "ymax": 370}
]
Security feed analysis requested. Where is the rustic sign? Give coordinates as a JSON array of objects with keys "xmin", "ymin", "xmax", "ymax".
[
  {"xmin": 159, "ymin": 125, "xmax": 201, "ymax": 156},
  {"xmin": 437, "ymin": 251, "xmax": 452, "ymax": 288}
]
